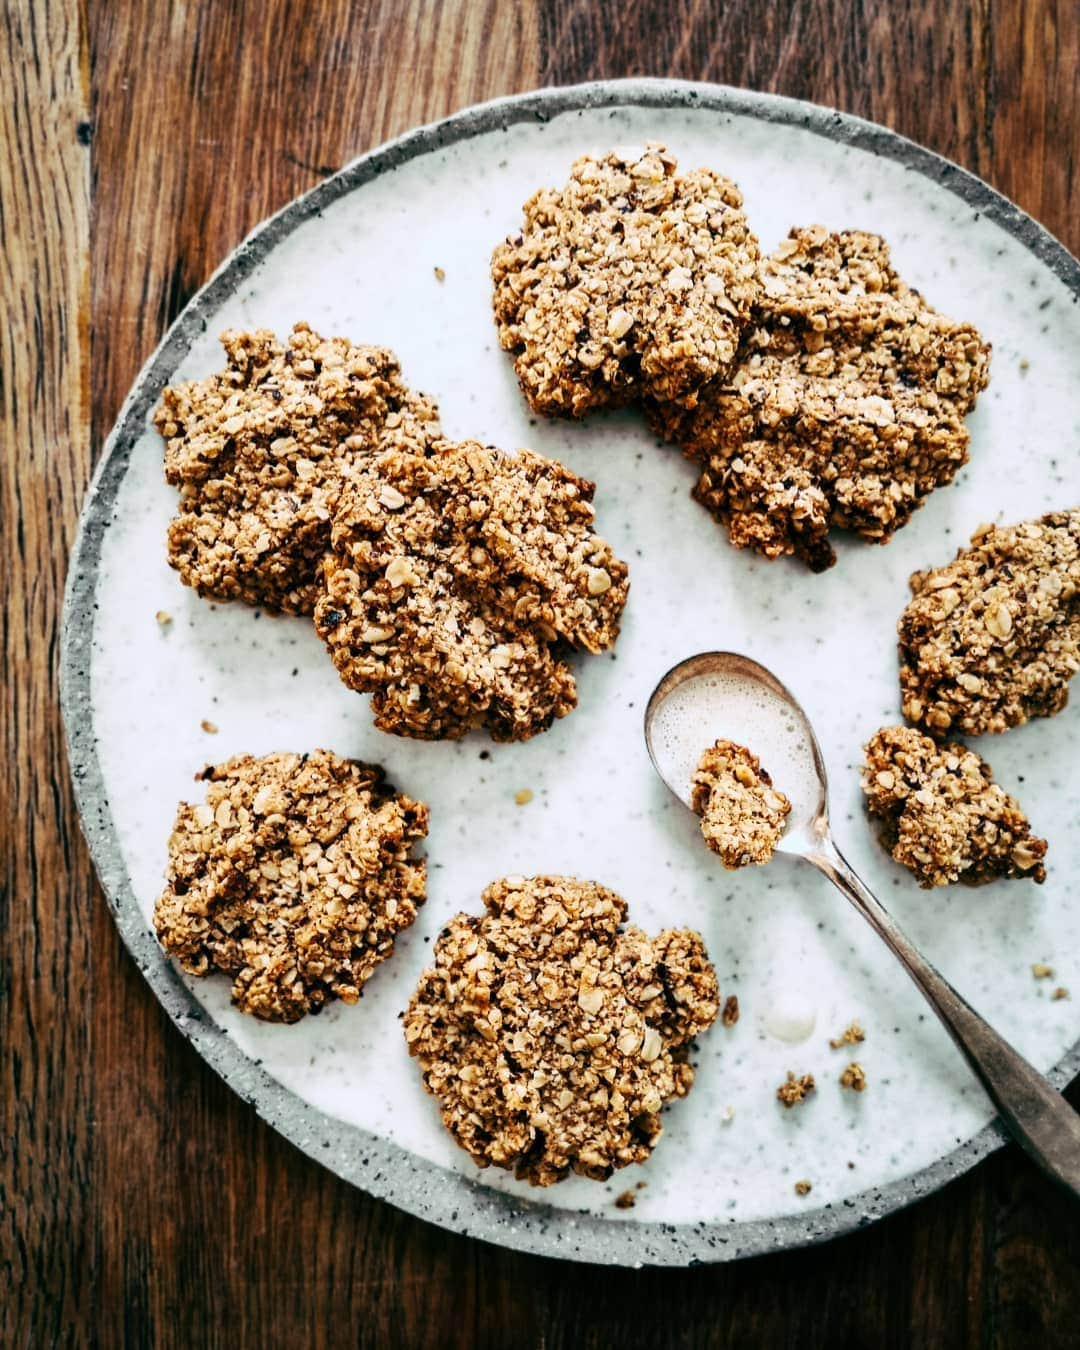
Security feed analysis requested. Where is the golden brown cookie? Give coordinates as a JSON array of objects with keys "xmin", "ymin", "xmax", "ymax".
[
  {"xmin": 314, "ymin": 439, "xmax": 630, "ymax": 741},
  {"xmin": 154, "ymin": 750, "xmax": 428, "ymax": 1021},
  {"xmin": 691, "ymin": 740, "xmax": 791, "ymax": 867},
  {"xmin": 899, "ymin": 509, "xmax": 1080, "ymax": 736},
  {"xmin": 648, "ymin": 227, "xmax": 990, "ymax": 571},
  {"xmin": 492, "ymin": 143, "xmax": 760, "ymax": 416},
  {"xmin": 861, "ymin": 726, "xmax": 1047, "ymax": 888},
  {"xmin": 156, "ymin": 323, "xmax": 440, "ymax": 612},
  {"xmin": 404, "ymin": 875, "xmax": 719, "ymax": 1185}
]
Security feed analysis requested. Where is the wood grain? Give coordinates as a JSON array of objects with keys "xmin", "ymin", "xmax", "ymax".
[{"xmin": 4, "ymin": 1, "xmax": 1079, "ymax": 1345}]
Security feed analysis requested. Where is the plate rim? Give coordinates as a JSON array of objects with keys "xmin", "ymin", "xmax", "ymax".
[{"xmin": 60, "ymin": 76, "xmax": 1080, "ymax": 1267}]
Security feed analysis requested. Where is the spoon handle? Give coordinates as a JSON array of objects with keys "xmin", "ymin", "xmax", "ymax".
[{"xmin": 808, "ymin": 835, "xmax": 1080, "ymax": 1198}]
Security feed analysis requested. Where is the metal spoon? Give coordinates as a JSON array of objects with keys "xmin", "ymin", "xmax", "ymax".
[{"xmin": 644, "ymin": 650, "xmax": 1080, "ymax": 1197}]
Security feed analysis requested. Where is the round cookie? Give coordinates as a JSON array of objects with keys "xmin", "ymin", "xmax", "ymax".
[
  {"xmin": 314, "ymin": 439, "xmax": 630, "ymax": 741},
  {"xmin": 647, "ymin": 227, "xmax": 991, "ymax": 571},
  {"xmin": 492, "ymin": 143, "xmax": 760, "ymax": 417},
  {"xmin": 155, "ymin": 323, "xmax": 441, "ymax": 613},
  {"xmin": 154, "ymin": 750, "xmax": 428, "ymax": 1022},
  {"xmin": 404, "ymin": 876, "xmax": 720, "ymax": 1185}
]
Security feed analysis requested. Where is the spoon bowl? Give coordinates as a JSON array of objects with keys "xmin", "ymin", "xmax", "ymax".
[{"xmin": 644, "ymin": 649, "xmax": 1080, "ymax": 1200}]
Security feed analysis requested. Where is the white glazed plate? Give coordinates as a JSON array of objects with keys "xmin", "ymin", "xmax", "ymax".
[{"xmin": 62, "ymin": 80, "xmax": 1080, "ymax": 1266}]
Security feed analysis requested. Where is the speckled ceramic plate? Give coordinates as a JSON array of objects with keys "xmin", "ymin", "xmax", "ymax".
[{"xmin": 61, "ymin": 80, "xmax": 1080, "ymax": 1266}]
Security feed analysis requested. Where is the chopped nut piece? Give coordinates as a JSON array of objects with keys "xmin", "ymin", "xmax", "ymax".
[
  {"xmin": 648, "ymin": 228, "xmax": 990, "ymax": 571},
  {"xmin": 840, "ymin": 1062, "xmax": 868, "ymax": 1092},
  {"xmin": 862, "ymin": 726, "xmax": 1047, "ymax": 888},
  {"xmin": 433, "ymin": 266, "xmax": 446, "ymax": 282},
  {"xmin": 1053, "ymin": 987, "xmax": 1070, "ymax": 1001},
  {"xmin": 722, "ymin": 994, "xmax": 740, "ymax": 1028},
  {"xmin": 691, "ymin": 740, "xmax": 791, "ymax": 868},
  {"xmin": 899, "ymin": 509, "xmax": 1080, "ymax": 737},
  {"xmin": 829, "ymin": 1020, "xmax": 865, "ymax": 1049},
  {"xmin": 794, "ymin": 1179, "xmax": 813, "ymax": 1196},
  {"xmin": 200, "ymin": 719, "xmax": 218, "ymax": 735},
  {"xmin": 154, "ymin": 323, "xmax": 441, "ymax": 612},
  {"xmin": 1032, "ymin": 963, "xmax": 1055, "ymax": 979},
  {"xmin": 154, "ymin": 751, "xmax": 428, "ymax": 1022},
  {"xmin": 514, "ymin": 788, "xmax": 534, "ymax": 806},
  {"xmin": 776, "ymin": 1072, "xmax": 815, "ymax": 1109},
  {"xmin": 492, "ymin": 144, "xmax": 759, "ymax": 416},
  {"xmin": 155, "ymin": 610, "xmax": 173, "ymax": 628},
  {"xmin": 315, "ymin": 439, "xmax": 629, "ymax": 741},
  {"xmin": 614, "ymin": 1189, "xmax": 637, "ymax": 1209},
  {"xmin": 403, "ymin": 876, "xmax": 719, "ymax": 1186}
]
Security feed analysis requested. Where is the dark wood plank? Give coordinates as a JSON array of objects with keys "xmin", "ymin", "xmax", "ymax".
[
  {"xmin": 5, "ymin": 1, "xmax": 1079, "ymax": 1345},
  {"xmin": 0, "ymin": 3, "xmax": 93, "ymax": 1347}
]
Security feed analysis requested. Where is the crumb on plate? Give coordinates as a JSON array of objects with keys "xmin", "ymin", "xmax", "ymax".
[
  {"xmin": 777, "ymin": 1071, "xmax": 815, "ymax": 1109},
  {"xmin": 829, "ymin": 1020, "xmax": 865, "ymax": 1049},
  {"xmin": 840, "ymin": 1061, "xmax": 867, "ymax": 1092}
]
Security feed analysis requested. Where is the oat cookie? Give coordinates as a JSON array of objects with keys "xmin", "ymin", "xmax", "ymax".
[
  {"xmin": 861, "ymin": 726, "xmax": 1047, "ymax": 888},
  {"xmin": 899, "ymin": 509, "xmax": 1080, "ymax": 736},
  {"xmin": 691, "ymin": 740, "xmax": 791, "ymax": 867},
  {"xmin": 403, "ymin": 875, "xmax": 719, "ymax": 1185},
  {"xmin": 648, "ymin": 228, "xmax": 991, "ymax": 571},
  {"xmin": 492, "ymin": 143, "xmax": 760, "ymax": 417},
  {"xmin": 314, "ymin": 439, "xmax": 630, "ymax": 741},
  {"xmin": 154, "ymin": 750, "xmax": 428, "ymax": 1022},
  {"xmin": 156, "ymin": 323, "xmax": 440, "ymax": 613}
]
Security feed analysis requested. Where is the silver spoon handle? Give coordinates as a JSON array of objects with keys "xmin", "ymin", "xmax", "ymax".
[{"xmin": 807, "ymin": 836, "xmax": 1080, "ymax": 1197}]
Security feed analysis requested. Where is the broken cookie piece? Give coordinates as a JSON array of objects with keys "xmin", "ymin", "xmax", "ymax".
[
  {"xmin": 403, "ymin": 875, "xmax": 719, "ymax": 1186},
  {"xmin": 647, "ymin": 227, "xmax": 990, "ymax": 571},
  {"xmin": 154, "ymin": 750, "xmax": 428, "ymax": 1022},
  {"xmin": 314, "ymin": 439, "xmax": 630, "ymax": 741},
  {"xmin": 156, "ymin": 323, "xmax": 440, "ymax": 612},
  {"xmin": 862, "ymin": 726, "xmax": 1047, "ymax": 888},
  {"xmin": 899, "ymin": 509, "xmax": 1080, "ymax": 737},
  {"xmin": 691, "ymin": 740, "xmax": 791, "ymax": 867},
  {"xmin": 491, "ymin": 143, "xmax": 760, "ymax": 417}
]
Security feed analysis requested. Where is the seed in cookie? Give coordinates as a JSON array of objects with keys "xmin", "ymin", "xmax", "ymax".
[
  {"xmin": 691, "ymin": 740, "xmax": 791, "ymax": 867},
  {"xmin": 314, "ymin": 439, "xmax": 630, "ymax": 741},
  {"xmin": 155, "ymin": 323, "xmax": 441, "ymax": 613},
  {"xmin": 491, "ymin": 143, "xmax": 760, "ymax": 417},
  {"xmin": 861, "ymin": 726, "xmax": 1047, "ymax": 888},
  {"xmin": 647, "ymin": 227, "xmax": 990, "ymax": 571},
  {"xmin": 154, "ymin": 750, "xmax": 428, "ymax": 1022},
  {"xmin": 898, "ymin": 509, "xmax": 1080, "ymax": 737},
  {"xmin": 403, "ymin": 875, "xmax": 720, "ymax": 1186}
]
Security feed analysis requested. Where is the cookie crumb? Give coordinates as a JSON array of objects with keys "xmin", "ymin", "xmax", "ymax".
[
  {"xmin": 794, "ymin": 1179, "xmax": 812, "ymax": 1196},
  {"xmin": 433, "ymin": 266, "xmax": 446, "ymax": 282},
  {"xmin": 776, "ymin": 1072, "xmax": 815, "ymax": 1108},
  {"xmin": 155, "ymin": 610, "xmax": 172, "ymax": 628},
  {"xmin": 1032, "ymin": 963, "xmax": 1054, "ymax": 979},
  {"xmin": 722, "ymin": 994, "xmax": 740, "ymax": 1027},
  {"xmin": 1053, "ymin": 986, "xmax": 1070, "ymax": 1001},
  {"xmin": 840, "ymin": 1062, "xmax": 868, "ymax": 1093},
  {"xmin": 721, "ymin": 1105, "xmax": 735, "ymax": 1125},
  {"xmin": 200, "ymin": 719, "xmax": 218, "ymax": 735},
  {"xmin": 829, "ymin": 1020, "xmax": 865, "ymax": 1049},
  {"xmin": 514, "ymin": 788, "xmax": 534, "ymax": 806},
  {"xmin": 615, "ymin": 1189, "xmax": 637, "ymax": 1210}
]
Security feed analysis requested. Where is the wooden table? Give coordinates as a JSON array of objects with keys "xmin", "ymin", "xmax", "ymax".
[{"xmin": 5, "ymin": 2, "xmax": 1079, "ymax": 1344}]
